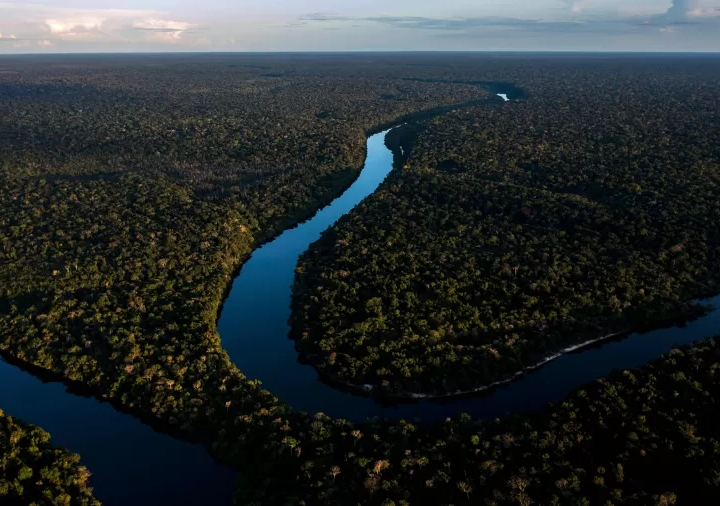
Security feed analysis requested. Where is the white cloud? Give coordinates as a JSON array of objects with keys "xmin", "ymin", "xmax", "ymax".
[
  {"xmin": 0, "ymin": 3, "xmax": 197, "ymax": 47},
  {"xmin": 652, "ymin": 0, "xmax": 720, "ymax": 33},
  {"xmin": 569, "ymin": 1, "xmax": 591, "ymax": 14},
  {"xmin": 58, "ymin": 31, "xmax": 107, "ymax": 41},
  {"xmin": 46, "ymin": 16, "xmax": 105, "ymax": 34},
  {"xmin": 133, "ymin": 19, "xmax": 191, "ymax": 32},
  {"xmin": 665, "ymin": 0, "xmax": 720, "ymax": 20},
  {"xmin": 1, "ymin": 0, "xmax": 719, "ymax": 52},
  {"xmin": 618, "ymin": 4, "xmax": 670, "ymax": 17},
  {"xmin": 10, "ymin": 39, "xmax": 54, "ymax": 49},
  {"xmin": 687, "ymin": 2, "xmax": 720, "ymax": 17},
  {"xmin": 132, "ymin": 18, "xmax": 192, "ymax": 43}
]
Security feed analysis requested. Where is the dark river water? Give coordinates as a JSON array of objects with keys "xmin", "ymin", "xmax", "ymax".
[
  {"xmin": 1, "ymin": 84, "xmax": 719, "ymax": 504},
  {"xmin": 0, "ymin": 354, "xmax": 235, "ymax": 506}
]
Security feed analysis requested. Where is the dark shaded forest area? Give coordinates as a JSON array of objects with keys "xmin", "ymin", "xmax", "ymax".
[{"xmin": 1, "ymin": 53, "xmax": 720, "ymax": 505}]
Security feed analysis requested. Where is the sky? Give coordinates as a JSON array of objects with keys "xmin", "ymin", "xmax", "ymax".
[{"xmin": 0, "ymin": 0, "xmax": 719, "ymax": 53}]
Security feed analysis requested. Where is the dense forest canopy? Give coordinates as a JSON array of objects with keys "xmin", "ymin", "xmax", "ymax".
[
  {"xmin": 0, "ymin": 408, "xmax": 100, "ymax": 505},
  {"xmin": 0, "ymin": 52, "xmax": 490, "ymax": 441},
  {"xmin": 0, "ymin": 53, "xmax": 487, "ymax": 231},
  {"xmin": 294, "ymin": 56, "xmax": 720, "ymax": 396},
  {"xmin": 1, "ymin": 53, "xmax": 719, "ymax": 505}
]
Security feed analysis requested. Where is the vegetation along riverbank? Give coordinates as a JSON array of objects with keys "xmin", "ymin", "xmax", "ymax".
[
  {"xmin": 293, "ymin": 57, "xmax": 720, "ymax": 397},
  {"xmin": 1, "ymin": 53, "xmax": 720, "ymax": 504},
  {"xmin": 0, "ymin": 407, "xmax": 100, "ymax": 505}
]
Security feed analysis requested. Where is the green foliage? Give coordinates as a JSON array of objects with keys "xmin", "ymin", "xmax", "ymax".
[
  {"xmin": 1, "ymin": 54, "xmax": 720, "ymax": 506},
  {"xmin": 293, "ymin": 58, "xmax": 720, "ymax": 395},
  {"xmin": 242, "ymin": 338, "xmax": 720, "ymax": 505},
  {"xmin": 0, "ymin": 55, "xmax": 489, "ymax": 438},
  {"xmin": 0, "ymin": 408, "xmax": 100, "ymax": 505},
  {"xmin": 0, "ymin": 53, "xmax": 489, "ymax": 503}
]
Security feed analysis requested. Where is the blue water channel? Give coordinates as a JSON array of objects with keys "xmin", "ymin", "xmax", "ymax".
[
  {"xmin": 0, "ymin": 354, "xmax": 235, "ymax": 506},
  {"xmin": 220, "ymin": 128, "xmax": 720, "ymax": 423}
]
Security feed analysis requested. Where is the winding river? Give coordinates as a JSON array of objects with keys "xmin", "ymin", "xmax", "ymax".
[
  {"xmin": 2, "ymin": 84, "xmax": 720, "ymax": 504},
  {"xmin": 219, "ymin": 128, "xmax": 720, "ymax": 423}
]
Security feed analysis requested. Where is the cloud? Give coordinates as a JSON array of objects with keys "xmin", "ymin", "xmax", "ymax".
[
  {"xmin": 666, "ymin": 0, "xmax": 696, "ymax": 20},
  {"xmin": 0, "ymin": 3, "xmax": 197, "ymax": 48},
  {"xmin": 294, "ymin": 11, "xmax": 629, "ymax": 42},
  {"xmin": 279, "ymin": 4, "xmax": 720, "ymax": 50},
  {"xmin": 618, "ymin": 4, "xmax": 671, "ymax": 17},
  {"xmin": 133, "ymin": 19, "xmax": 191, "ymax": 32},
  {"xmin": 132, "ymin": 19, "xmax": 192, "ymax": 42},
  {"xmin": 688, "ymin": 4, "xmax": 720, "ymax": 17},
  {"xmin": 272, "ymin": 22, "xmax": 309, "ymax": 29},
  {"xmin": 665, "ymin": 0, "xmax": 720, "ymax": 20},
  {"xmin": 316, "ymin": 2, "xmax": 719, "ymax": 39},
  {"xmin": 361, "ymin": 15, "xmax": 615, "ymax": 36},
  {"xmin": 0, "ymin": 35, "xmax": 54, "ymax": 50},
  {"xmin": 2, "ymin": 1, "xmax": 720, "ymax": 52},
  {"xmin": 363, "ymin": 16, "xmax": 543, "ymax": 30},
  {"xmin": 4, "ymin": 38, "xmax": 54, "ymax": 49},
  {"xmin": 133, "ymin": 27, "xmax": 185, "ymax": 33},
  {"xmin": 565, "ymin": 0, "xmax": 592, "ymax": 14},
  {"xmin": 295, "ymin": 1, "xmax": 720, "ymax": 35},
  {"xmin": 299, "ymin": 13, "xmax": 352, "ymax": 22},
  {"xmin": 297, "ymin": 10, "xmax": 629, "ymax": 37},
  {"xmin": 650, "ymin": 0, "xmax": 720, "ymax": 32},
  {"xmin": 46, "ymin": 16, "xmax": 105, "ymax": 34}
]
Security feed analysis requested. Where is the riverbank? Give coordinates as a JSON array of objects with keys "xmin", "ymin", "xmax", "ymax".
[
  {"xmin": 289, "ymin": 70, "xmax": 720, "ymax": 403},
  {"xmin": 4, "ymin": 63, "xmax": 720, "ymax": 505},
  {"xmin": 213, "ymin": 82, "xmax": 517, "ymax": 332},
  {"xmin": 225, "ymin": 117, "xmax": 720, "ymax": 427},
  {"xmin": 0, "ymin": 407, "xmax": 100, "ymax": 505},
  {"xmin": 0, "ymin": 80, "xmax": 524, "ymax": 505},
  {"xmin": 0, "ymin": 351, "xmax": 236, "ymax": 506},
  {"xmin": 315, "ymin": 300, "xmax": 713, "ymax": 402}
]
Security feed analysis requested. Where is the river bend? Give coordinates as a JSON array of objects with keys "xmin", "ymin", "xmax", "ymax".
[
  {"xmin": 219, "ymin": 127, "xmax": 720, "ymax": 423},
  {"xmin": 2, "ymin": 85, "xmax": 719, "ymax": 504}
]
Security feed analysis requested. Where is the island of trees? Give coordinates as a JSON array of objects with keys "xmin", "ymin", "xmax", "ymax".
[{"xmin": 1, "ymin": 53, "xmax": 720, "ymax": 505}]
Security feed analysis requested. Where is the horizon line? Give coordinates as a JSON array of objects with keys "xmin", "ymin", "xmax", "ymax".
[{"xmin": 2, "ymin": 49, "xmax": 720, "ymax": 56}]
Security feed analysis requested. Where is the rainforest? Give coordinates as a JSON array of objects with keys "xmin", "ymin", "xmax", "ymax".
[{"xmin": 1, "ymin": 52, "xmax": 720, "ymax": 505}]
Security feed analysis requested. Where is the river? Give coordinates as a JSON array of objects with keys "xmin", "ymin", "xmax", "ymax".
[
  {"xmin": 0, "ymin": 353, "xmax": 235, "ymax": 506},
  {"xmin": 1, "ymin": 87, "xmax": 719, "ymax": 504},
  {"xmin": 219, "ymin": 128, "xmax": 720, "ymax": 423}
]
